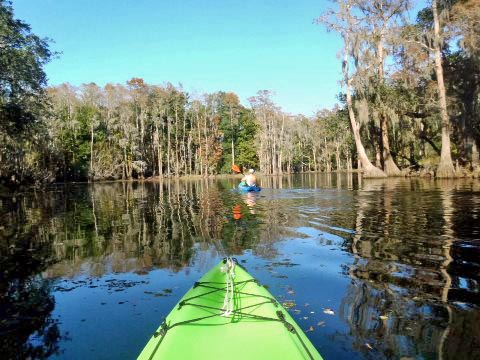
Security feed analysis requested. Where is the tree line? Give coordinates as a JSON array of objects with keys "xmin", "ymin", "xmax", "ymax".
[
  {"xmin": 45, "ymin": 80, "xmax": 256, "ymax": 181},
  {"xmin": 0, "ymin": 0, "xmax": 479, "ymax": 186}
]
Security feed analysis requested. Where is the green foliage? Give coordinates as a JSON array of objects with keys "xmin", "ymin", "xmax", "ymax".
[
  {"xmin": 214, "ymin": 92, "xmax": 259, "ymax": 172},
  {"xmin": 416, "ymin": 7, "xmax": 433, "ymax": 29},
  {"xmin": 0, "ymin": 0, "xmax": 55, "ymax": 185},
  {"xmin": 0, "ymin": 0, "xmax": 53, "ymax": 134},
  {"xmin": 234, "ymin": 109, "xmax": 259, "ymax": 170}
]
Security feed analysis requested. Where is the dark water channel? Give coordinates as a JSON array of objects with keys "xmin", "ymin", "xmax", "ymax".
[{"xmin": 1, "ymin": 174, "xmax": 479, "ymax": 359}]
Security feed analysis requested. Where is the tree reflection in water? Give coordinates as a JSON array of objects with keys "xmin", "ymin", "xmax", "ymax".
[
  {"xmin": 41, "ymin": 179, "xmax": 268, "ymax": 277},
  {"xmin": 342, "ymin": 178, "xmax": 480, "ymax": 359},
  {"xmin": 0, "ymin": 196, "xmax": 61, "ymax": 358}
]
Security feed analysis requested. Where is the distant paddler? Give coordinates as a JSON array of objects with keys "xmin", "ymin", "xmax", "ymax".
[
  {"xmin": 241, "ymin": 169, "xmax": 257, "ymax": 187},
  {"xmin": 231, "ymin": 165, "xmax": 257, "ymax": 187}
]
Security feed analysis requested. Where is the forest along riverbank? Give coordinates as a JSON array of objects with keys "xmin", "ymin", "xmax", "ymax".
[{"xmin": 0, "ymin": 174, "xmax": 479, "ymax": 359}]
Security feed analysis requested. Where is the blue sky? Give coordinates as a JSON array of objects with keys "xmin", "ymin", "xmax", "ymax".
[{"xmin": 12, "ymin": 0, "xmax": 421, "ymax": 115}]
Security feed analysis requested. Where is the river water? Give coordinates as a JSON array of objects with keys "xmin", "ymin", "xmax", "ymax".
[{"xmin": 1, "ymin": 174, "xmax": 479, "ymax": 359}]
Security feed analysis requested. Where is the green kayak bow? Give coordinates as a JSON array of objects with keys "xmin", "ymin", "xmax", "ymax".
[{"xmin": 138, "ymin": 259, "xmax": 323, "ymax": 360}]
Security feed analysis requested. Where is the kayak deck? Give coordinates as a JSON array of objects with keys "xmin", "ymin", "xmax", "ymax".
[{"xmin": 138, "ymin": 260, "xmax": 322, "ymax": 360}]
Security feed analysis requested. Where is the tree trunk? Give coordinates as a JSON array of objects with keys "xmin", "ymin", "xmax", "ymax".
[
  {"xmin": 343, "ymin": 35, "xmax": 386, "ymax": 178},
  {"xmin": 272, "ymin": 116, "xmax": 277, "ymax": 175},
  {"xmin": 174, "ymin": 104, "xmax": 179, "ymax": 176},
  {"xmin": 155, "ymin": 123, "xmax": 162, "ymax": 176},
  {"xmin": 278, "ymin": 151, "xmax": 283, "ymax": 174},
  {"xmin": 203, "ymin": 107, "xmax": 209, "ymax": 176},
  {"xmin": 187, "ymin": 135, "xmax": 192, "ymax": 175},
  {"xmin": 335, "ymin": 141, "xmax": 341, "ymax": 171},
  {"xmin": 140, "ymin": 109, "xmax": 145, "ymax": 162},
  {"xmin": 381, "ymin": 116, "xmax": 402, "ymax": 176},
  {"xmin": 432, "ymin": 0, "xmax": 456, "ymax": 178},
  {"xmin": 324, "ymin": 137, "xmax": 329, "ymax": 172},
  {"xmin": 183, "ymin": 110, "xmax": 188, "ymax": 175},
  {"xmin": 167, "ymin": 111, "xmax": 171, "ymax": 176},
  {"xmin": 472, "ymin": 140, "xmax": 479, "ymax": 168},
  {"xmin": 376, "ymin": 33, "xmax": 401, "ymax": 176},
  {"xmin": 230, "ymin": 104, "xmax": 235, "ymax": 167},
  {"xmin": 123, "ymin": 147, "xmax": 128, "ymax": 179},
  {"xmin": 90, "ymin": 121, "xmax": 94, "ymax": 181}
]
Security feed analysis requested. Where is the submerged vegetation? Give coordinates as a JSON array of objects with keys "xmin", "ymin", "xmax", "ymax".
[{"xmin": 0, "ymin": 0, "xmax": 479, "ymax": 186}]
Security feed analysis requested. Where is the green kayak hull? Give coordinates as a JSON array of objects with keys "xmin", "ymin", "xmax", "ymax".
[{"xmin": 138, "ymin": 260, "xmax": 323, "ymax": 360}]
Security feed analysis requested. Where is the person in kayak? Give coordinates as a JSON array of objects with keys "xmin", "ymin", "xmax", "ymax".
[{"xmin": 240, "ymin": 169, "xmax": 257, "ymax": 186}]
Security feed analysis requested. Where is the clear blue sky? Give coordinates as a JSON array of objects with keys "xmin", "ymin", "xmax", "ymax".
[{"xmin": 12, "ymin": 0, "xmax": 421, "ymax": 115}]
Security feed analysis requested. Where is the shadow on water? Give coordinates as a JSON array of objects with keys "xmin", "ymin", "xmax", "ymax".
[{"xmin": 0, "ymin": 174, "xmax": 479, "ymax": 359}]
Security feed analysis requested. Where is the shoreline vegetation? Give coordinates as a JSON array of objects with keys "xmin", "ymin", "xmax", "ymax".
[
  {"xmin": 3, "ymin": 168, "xmax": 480, "ymax": 196},
  {"xmin": 1, "ymin": 0, "xmax": 479, "ymax": 189}
]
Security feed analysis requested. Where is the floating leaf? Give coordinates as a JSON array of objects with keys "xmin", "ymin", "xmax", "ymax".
[
  {"xmin": 323, "ymin": 308, "xmax": 335, "ymax": 315},
  {"xmin": 282, "ymin": 301, "xmax": 296, "ymax": 309}
]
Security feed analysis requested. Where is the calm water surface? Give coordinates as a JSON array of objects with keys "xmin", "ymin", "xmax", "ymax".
[{"xmin": 1, "ymin": 174, "xmax": 479, "ymax": 359}]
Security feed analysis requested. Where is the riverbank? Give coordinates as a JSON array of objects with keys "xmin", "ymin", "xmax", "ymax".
[{"xmin": 2, "ymin": 166, "xmax": 479, "ymax": 196}]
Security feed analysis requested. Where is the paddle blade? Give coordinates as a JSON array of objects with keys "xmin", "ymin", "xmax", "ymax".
[{"xmin": 231, "ymin": 165, "xmax": 241, "ymax": 173}]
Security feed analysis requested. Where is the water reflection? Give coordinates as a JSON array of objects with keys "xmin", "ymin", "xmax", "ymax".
[
  {"xmin": 243, "ymin": 192, "xmax": 258, "ymax": 213},
  {"xmin": 0, "ymin": 195, "xmax": 61, "ymax": 358},
  {"xmin": 43, "ymin": 180, "xmax": 268, "ymax": 276},
  {"xmin": 343, "ymin": 178, "xmax": 480, "ymax": 359},
  {"xmin": 0, "ymin": 174, "xmax": 479, "ymax": 359}
]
